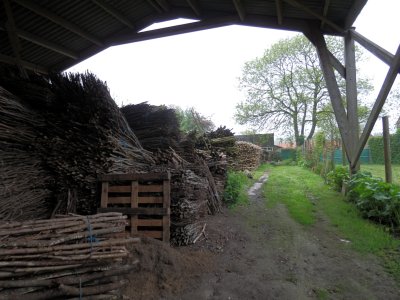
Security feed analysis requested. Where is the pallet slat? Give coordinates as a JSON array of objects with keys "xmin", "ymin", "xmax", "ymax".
[
  {"xmin": 139, "ymin": 184, "xmax": 163, "ymax": 193},
  {"xmin": 138, "ymin": 196, "xmax": 163, "ymax": 204},
  {"xmin": 137, "ymin": 219, "xmax": 163, "ymax": 227},
  {"xmin": 98, "ymin": 172, "xmax": 170, "ymax": 242},
  {"xmin": 108, "ymin": 186, "xmax": 131, "ymax": 193},
  {"xmin": 138, "ymin": 231, "xmax": 163, "ymax": 239}
]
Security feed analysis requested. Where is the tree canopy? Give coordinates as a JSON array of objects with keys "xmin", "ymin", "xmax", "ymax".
[
  {"xmin": 174, "ymin": 106, "xmax": 214, "ymax": 134},
  {"xmin": 235, "ymin": 34, "xmax": 372, "ymax": 145}
]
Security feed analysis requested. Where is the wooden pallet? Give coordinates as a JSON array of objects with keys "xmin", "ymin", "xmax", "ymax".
[{"xmin": 98, "ymin": 172, "xmax": 170, "ymax": 242}]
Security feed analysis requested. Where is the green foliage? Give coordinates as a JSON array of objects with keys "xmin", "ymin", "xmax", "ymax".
[
  {"xmin": 223, "ymin": 171, "xmax": 250, "ymax": 206},
  {"xmin": 236, "ymin": 34, "xmax": 372, "ymax": 144},
  {"xmin": 224, "ymin": 164, "xmax": 270, "ymax": 207},
  {"xmin": 326, "ymin": 166, "xmax": 350, "ymax": 191},
  {"xmin": 369, "ymin": 130, "xmax": 400, "ymax": 164},
  {"xmin": 347, "ymin": 172, "xmax": 400, "ymax": 227},
  {"xmin": 174, "ymin": 106, "xmax": 214, "ymax": 134},
  {"xmin": 361, "ymin": 164, "xmax": 400, "ymax": 186}
]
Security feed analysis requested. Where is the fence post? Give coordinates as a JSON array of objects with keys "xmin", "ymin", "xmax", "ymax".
[{"xmin": 382, "ymin": 116, "xmax": 392, "ymax": 183}]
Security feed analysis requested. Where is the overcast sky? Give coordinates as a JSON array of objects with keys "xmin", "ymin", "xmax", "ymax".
[{"xmin": 67, "ymin": 0, "xmax": 400, "ymax": 137}]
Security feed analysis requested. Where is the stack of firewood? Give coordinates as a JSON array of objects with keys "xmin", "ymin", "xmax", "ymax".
[
  {"xmin": 170, "ymin": 169, "xmax": 208, "ymax": 246},
  {"xmin": 0, "ymin": 68, "xmax": 154, "ymax": 218},
  {"xmin": 0, "ymin": 212, "xmax": 139, "ymax": 299},
  {"xmin": 229, "ymin": 141, "xmax": 263, "ymax": 171},
  {"xmin": 121, "ymin": 102, "xmax": 181, "ymax": 151},
  {"xmin": 0, "ymin": 86, "xmax": 53, "ymax": 221}
]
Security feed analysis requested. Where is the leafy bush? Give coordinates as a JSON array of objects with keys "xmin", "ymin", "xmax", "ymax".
[
  {"xmin": 347, "ymin": 172, "xmax": 400, "ymax": 227},
  {"xmin": 223, "ymin": 171, "xmax": 250, "ymax": 206},
  {"xmin": 327, "ymin": 166, "xmax": 350, "ymax": 191}
]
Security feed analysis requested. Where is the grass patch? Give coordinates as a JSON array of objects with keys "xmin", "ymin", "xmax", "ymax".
[
  {"xmin": 263, "ymin": 165, "xmax": 400, "ymax": 280},
  {"xmin": 360, "ymin": 164, "xmax": 400, "ymax": 185},
  {"xmin": 224, "ymin": 163, "xmax": 270, "ymax": 207},
  {"xmin": 264, "ymin": 167, "xmax": 316, "ymax": 226}
]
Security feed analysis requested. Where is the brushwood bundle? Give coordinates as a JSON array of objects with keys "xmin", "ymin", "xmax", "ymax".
[
  {"xmin": 0, "ymin": 212, "xmax": 139, "ymax": 299},
  {"xmin": 0, "ymin": 67, "xmax": 154, "ymax": 219}
]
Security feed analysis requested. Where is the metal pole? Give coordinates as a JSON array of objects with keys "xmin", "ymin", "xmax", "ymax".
[{"xmin": 382, "ymin": 116, "xmax": 392, "ymax": 183}]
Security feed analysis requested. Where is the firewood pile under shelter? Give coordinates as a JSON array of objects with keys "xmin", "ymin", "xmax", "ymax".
[
  {"xmin": 0, "ymin": 212, "xmax": 139, "ymax": 299},
  {"xmin": 0, "ymin": 65, "xmax": 232, "ymax": 246}
]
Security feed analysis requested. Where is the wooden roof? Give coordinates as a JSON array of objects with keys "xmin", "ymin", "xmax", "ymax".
[{"xmin": 0, "ymin": 0, "xmax": 368, "ymax": 73}]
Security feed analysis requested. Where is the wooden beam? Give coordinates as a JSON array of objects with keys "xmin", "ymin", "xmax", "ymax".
[
  {"xmin": 304, "ymin": 30, "xmax": 345, "ymax": 78},
  {"xmin": 91, "ymin": 0, "xmax": 135, "ymax": 29},
  {"xmin": 145, "ymin": 0, "xmax": 162, "ymax": 13},
  {"xmin": 0, "ymin": 53, "xmax": 48, "ymax": 73},
  {"xmin": 308, "ymin": 26, "xmax": 351, "ymax": 150},
  {"xmin": 352, "ymin": 44, "xmax": 400, "ymax": 168},
  {"xmin": 13, "ymin": 0, "xmax": 103, "ymax": 46},
  {"xmin": 382, "ymin": 116, "xmax": 393, "ymax": 183},
  {"xmin": 345, "ymin": 30, "xmax": 359, "ymax": 172},
  {"xmin": 350, "ymin": 29, "xmax": 398, "ymax": 73},
  {"xmin": 283, "ymin": 0, "xmax": 344, "ymax": 33},
  {"xmin": 320, "ymin": 0, "xmax": 331, "ymax": 29},
  {"xmin": 0, "ymin": 25, "xmax": 78, "ymax": 59},
  {"xmin": 111, "ymin": 15, "xmax": 237, "ymax": 46},
  {"xmin": 233, "ymin": 0, "xmax": 246, "ymax": 22},
  {"xmin": 344, "ymin": 0, "xmax": 368, "ymax": 29},
  {"xmin": 145, "ymin": 0, "xmax": 169, "ymax": 13},
  {"xmin": 3, "ymin": 0, "xmax": 28, "ymax": 78},
  {"xmin": 186, "ymin": 0, "xmax": 201, "ymax": 17},
  {"xmin": 155, "ymin": 0, "xmax": 170, "ymax": 12},
  {"xmin": 275, "ymin": 0, "xmax": 283, "ymax": 25}
]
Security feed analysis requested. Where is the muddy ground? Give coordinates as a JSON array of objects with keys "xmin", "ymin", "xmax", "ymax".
[{"xmin": 124, "ymin": 173, "xmax": 400, "ymax": 299}]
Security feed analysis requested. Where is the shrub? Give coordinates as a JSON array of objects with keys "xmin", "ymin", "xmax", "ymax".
[
  {"xmin": 347, "ymin": 172, "xmax": 400, "ymax": 228},
  {"xmin": 327, "ymin": 166, "xmax": 350, "ymax": 191},
  {"xmin": 223, "ymin": 171, "xmax": 250, "ymax": 206}
]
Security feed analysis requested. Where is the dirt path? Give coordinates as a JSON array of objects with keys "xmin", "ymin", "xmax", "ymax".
[{"xmin": 174, "ymin": 172, "xmax": 400, "ymax": 299}]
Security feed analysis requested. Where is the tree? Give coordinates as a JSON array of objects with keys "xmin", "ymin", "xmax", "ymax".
[
  {"xmin": 174, "ymin": 106, "xmax": 214, "ymax": 134},
  {"xmin": 235, "ymin": 34, "xmax": 372, "ymax": 145}
]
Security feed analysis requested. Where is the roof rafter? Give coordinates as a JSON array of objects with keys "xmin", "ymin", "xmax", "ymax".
[
  {"xmin": 91, "ymin": 0, "xmax": 135, "ymax": 29},
  {"xmin": 232, "ymin": 0, "xmax": 246, "ymax": 22},
  {"xmin": 186, "ymin": 0, "xmax": 201, "ymax": 17},
  {"xmin": 283, "ymin": 0, "xmax": 343, "ymax": 34},
  {"xmin": 145, "ymin": 0, "xmax": 170, "ymax": 13},
  {"xmin": 275, "ymin": 0, "xmax": 283, "ymax": 25},
  {"xmin": 0, "ymin": 26, "xmax": 78, "ymax": 59},
  {"xmin": 3, "ymin": 0, "xmax": 28, "ymax": 78},
  {"xmin": 320, "ymin": 0, "xmax": 331, "ymax": 29},
  {"xmin": 0, "ymin": 53, "xmax": 48, "ymax": 73},
  {"xmin": 13, "ymin": 0, "xmax": 104, "ymax": 46}
]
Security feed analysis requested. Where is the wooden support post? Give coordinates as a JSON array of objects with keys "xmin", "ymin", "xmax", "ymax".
[
  {"xmin": 130, "ymin": 181, "xmax": 139, "ymax": 236},
  {"xmin": 345, "ymin": 29, "xmax": 360, "ymax": 174},
  {"xmin": 352, "ymin": 43, "xmax": 400, "ymax": 169},
  {"xmin": 162, "ymin": 179, "xmax": 171, "ymax": 242},
  {"xmin": 308, "ymin": 26, "xmax": 352, "ymax": 162},
  {"xmin": 382, "ymin": 116, "xmax": 392, "ymax": 183}
]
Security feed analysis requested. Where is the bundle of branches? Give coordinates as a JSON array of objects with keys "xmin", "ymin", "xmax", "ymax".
[
  {"xmin": 121, "ymin": 102, "xmax": 181, "ymax": 151},
  {"xmin": 170, "ymin": 169, "xmax": 208, "ymax": 246},
  {"xmin": 0, "ymin": 67, "xmax": 154, "ymax": 217},
  {"xmin": 228, "ymin": 141, "xmax": 263, "ymax": 171},
  {"xmin": 0, "ymin": 87, "xmax": 53, "ymax": 221},
  {"xmin": 0, "ymin": 212, "xmax": 139, "ymax": 299},
  {"xmin": 206, "ymin": 126, "xmax": 234, "ymax": 139}
]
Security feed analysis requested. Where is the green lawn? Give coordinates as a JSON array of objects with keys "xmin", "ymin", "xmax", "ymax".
[
  {"xmin": 360, "ymin": 164, "xmax": 400, "ymax": 185},
  {"xmin": 263, "ymin": 165, "xmax": 400, "ymax": 280}
]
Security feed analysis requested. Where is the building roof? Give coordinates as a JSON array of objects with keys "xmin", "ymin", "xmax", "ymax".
[{"xmin": 0, "ymin": 0, "xmax": 367, "ymax": 73}]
